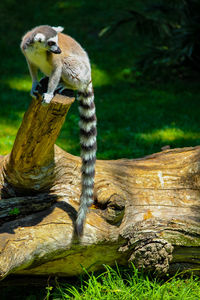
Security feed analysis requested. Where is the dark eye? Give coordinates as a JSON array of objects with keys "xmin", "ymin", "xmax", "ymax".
[{"xmin": 48, "ymin": 41, "xmax": 56, "ymax": 46}]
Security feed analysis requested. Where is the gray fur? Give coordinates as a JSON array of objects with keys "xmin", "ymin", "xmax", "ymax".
[{"xmin": 21, "ymin": 25, "xmax": 57, "ymax": 50}]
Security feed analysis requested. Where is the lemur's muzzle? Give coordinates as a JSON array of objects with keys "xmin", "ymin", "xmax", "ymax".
[{"xmin": 50, "ymin": 46, "xmax": 62, "ymax": 54}]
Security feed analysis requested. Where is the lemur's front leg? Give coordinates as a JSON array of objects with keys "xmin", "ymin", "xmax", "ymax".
[
  {"xmin": 27, "ymin": 60, "xmax": 39, "ymax": 98},
  {"xmin": 42, "ymin": 66, "xmax": 62, "ymax": 106}
]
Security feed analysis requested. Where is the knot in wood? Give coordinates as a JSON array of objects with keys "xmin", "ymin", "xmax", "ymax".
[
  {"xmin": 99, "ymin": 194, "xmax": 125, "ymax": 226},
  {"xmin": 129, "ymin": 238, "xmax": 173, "ymax": 274}
]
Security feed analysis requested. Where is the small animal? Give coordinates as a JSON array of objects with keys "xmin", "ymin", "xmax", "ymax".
[{"xmin": 21, "ymin": 25, "xmax": 97, "ymax": 235}]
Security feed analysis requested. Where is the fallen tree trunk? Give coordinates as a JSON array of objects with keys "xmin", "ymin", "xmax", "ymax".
[{"xmin": 0, "ymin": 82, "xmax": 200, "ymax": 280}]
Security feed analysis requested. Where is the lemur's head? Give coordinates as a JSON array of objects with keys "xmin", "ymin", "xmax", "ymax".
[{"xmin": 32, "ymin": 25, "xmax": 64, "ymax": 54}]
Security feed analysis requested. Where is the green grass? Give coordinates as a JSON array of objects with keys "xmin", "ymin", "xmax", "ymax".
[
  {"xmin": 45, "ymin": 265, "xmax": 200, "ymax": 300},
  {"xmin": 0, "ymin": 0, "xmax": 200, "ymax": 298},
  {"xmin": 2, "ymin": 265, "xmax": 200, "ymax": 300},
  {"xmin": 1, "ymin": 0, "xmax": 200, "ymax": 158}
]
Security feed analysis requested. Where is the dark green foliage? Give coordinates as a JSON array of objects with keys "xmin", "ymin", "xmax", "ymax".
[{"xmin": 100, "ymin": 0, "xmax": 200, "ymax": 75}]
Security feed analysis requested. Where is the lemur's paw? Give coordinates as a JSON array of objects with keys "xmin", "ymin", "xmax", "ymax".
[
  {"xmin": 30, "ymin": 82, "xmax": 40, "ymax": 99},
  {"xmin": 42, "ymin": 93, "xmax": 54, "ymax": 106}
]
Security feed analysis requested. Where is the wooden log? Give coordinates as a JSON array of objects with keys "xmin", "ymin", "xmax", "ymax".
[
  {"xmin": 0, "ymin": 80, "xmax": 200, "ymax": 280},
  {"xmin": 4, "ymin": 95, "xmax": 74, "ymax": 192}
]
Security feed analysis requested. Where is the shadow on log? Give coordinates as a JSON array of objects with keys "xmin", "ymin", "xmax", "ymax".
[{"xmin": 0, "ymin": 79, "xmax": 200, "ymax": 281}]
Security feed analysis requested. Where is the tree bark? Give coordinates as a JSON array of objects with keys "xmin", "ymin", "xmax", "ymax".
[{"xmin": 0, "ymin": 81, "xmax": 200, "ymax": 280}]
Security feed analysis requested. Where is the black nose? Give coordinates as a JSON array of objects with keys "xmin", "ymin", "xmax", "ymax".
[
  {"xmin": 51, "ymin": 47, "xmax": 62, "ymax": 54},
  {"xmin": 55, "ymin": 47, "xmax": 62, "ymax": 54}
]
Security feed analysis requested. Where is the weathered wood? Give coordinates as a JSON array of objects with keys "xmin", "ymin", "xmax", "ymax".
[
  {"xmin": 4, "ymin": 94, "xmax": 74, "ymax": 193},
  {"xmin": 0, "ymin": 81, "xmax": 200, "ymax": 280}
]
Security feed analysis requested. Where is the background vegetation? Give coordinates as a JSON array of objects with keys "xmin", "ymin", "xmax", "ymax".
[{"xmin": 0, "ymin": 0, "xmax": 200, "ymax": 298}]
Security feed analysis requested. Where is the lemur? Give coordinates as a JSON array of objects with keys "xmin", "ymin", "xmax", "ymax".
[{"xmin": 20, "ymin": 25, "xmax": 97, "ymax": 236}]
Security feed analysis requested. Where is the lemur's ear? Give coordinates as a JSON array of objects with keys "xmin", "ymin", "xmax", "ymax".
[
  {"xmin": 34, "ymin": 33, "xmax": 45, "ymax": 42},
  {"xmin": 52, "ymin": 26, "xmax": 64, "ymax": 33}
]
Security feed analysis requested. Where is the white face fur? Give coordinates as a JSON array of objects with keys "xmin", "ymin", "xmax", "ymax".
[
  {"xmin": 46, "ymin": 35, "xmax": 59, "ymax": 53},
  {"xmin": 52, "ymin": 26, "xmax": 64, "ymax": 33},
  {"xmin": 33, "ymin": 33, "xmax": 61, "ymax": 54},
  {"xmin": 34, "ymin": 33, "xmax": 46, "ymax": 43},
  {"xmin": 33, "ymin": 25, "xmax": 63, "ymax": 48}
]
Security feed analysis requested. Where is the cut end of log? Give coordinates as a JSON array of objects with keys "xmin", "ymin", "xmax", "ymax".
[
  {"xmin": 50, "ymin": 94, "xmax": 75, "ymax": 105},
  {"xmin": 128, "ymin": 238, "xmax": 173, "ymax": 275}
]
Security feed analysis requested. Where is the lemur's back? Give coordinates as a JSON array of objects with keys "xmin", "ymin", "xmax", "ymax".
[{"xmin": 58, "ymin": 33, "xmax": 89, "ymax": 58}]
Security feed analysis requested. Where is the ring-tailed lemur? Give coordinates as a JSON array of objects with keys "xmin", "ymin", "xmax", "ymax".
[{"xmin": 20, "ymin": 25, "xmax": 97, "ymax": 235}]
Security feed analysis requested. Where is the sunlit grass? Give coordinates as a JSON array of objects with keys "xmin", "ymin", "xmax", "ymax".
[
  {"xmin": 4, "ymin": 77, "xmax": 32, "ymax": 91},
  {"xmin": 140, "ymin": 127, "xmax": 200, "ymax": 143},
  {"xmin": 0, "ymin": 138, "xmax": 13, "ymax": 155},
  {"xmin": 92, "ymin": 64, "xmax": 111, "ymax": 87},
  {"xmin": 48, "ymin": 265, "xmax": 200, "ymax": 300},
  {"xmin": 0, "ymin": 124, "xmax": 18, "ymax": 154}
]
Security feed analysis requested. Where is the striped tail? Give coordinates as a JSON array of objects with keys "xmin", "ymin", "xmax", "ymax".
[{"xmin": 76, "ymin": 83, "xmax": 97, "ymax": 236}]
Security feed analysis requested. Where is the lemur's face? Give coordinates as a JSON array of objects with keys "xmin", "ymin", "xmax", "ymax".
[{"xmin": 34, "ymin": 33, "xmax": 61, "ymax": 54}]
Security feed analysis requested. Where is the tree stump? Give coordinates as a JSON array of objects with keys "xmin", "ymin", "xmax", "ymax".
[{"xmin": 0, "ymin": 80, "xmax": 200, "ymax": 281}]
